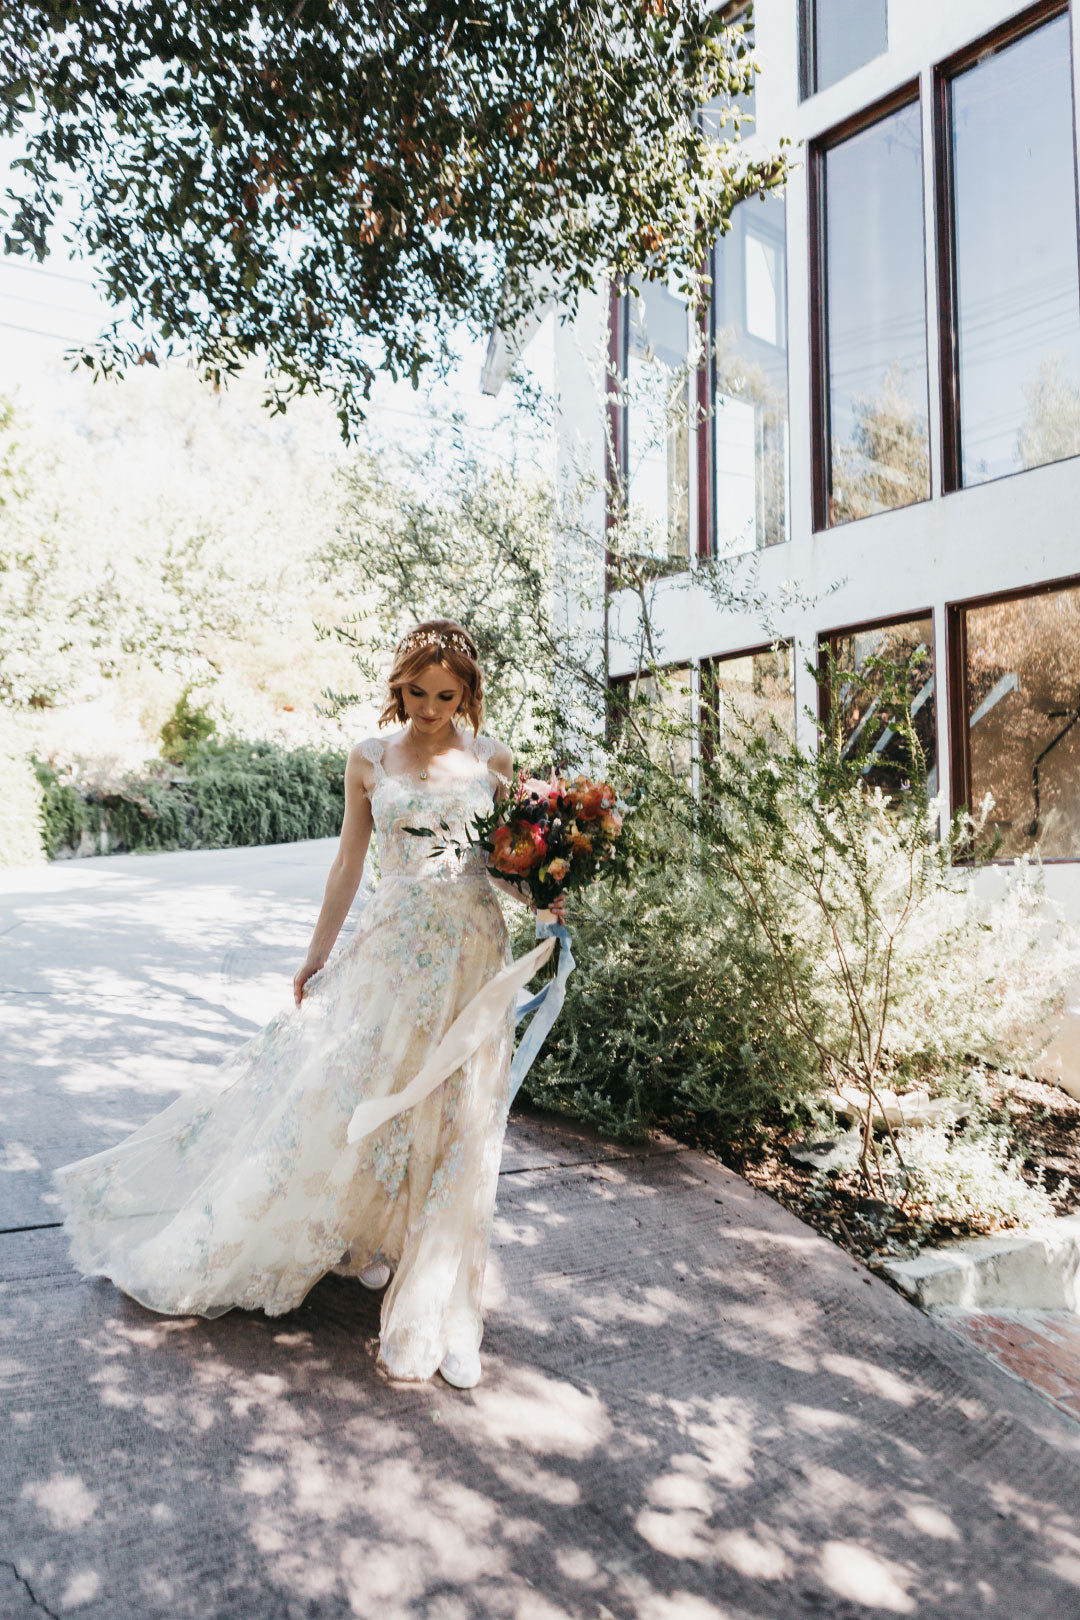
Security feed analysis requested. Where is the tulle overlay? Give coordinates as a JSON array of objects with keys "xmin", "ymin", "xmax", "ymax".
[{"xmin": 55, "ymin": 734, "xmax": 523, "ymax": 1381}]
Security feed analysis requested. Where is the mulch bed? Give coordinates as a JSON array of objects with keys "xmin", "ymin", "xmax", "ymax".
[{"xmin": 661, "ymin": 1071, "xmax": 1080, "ymax": 1268}]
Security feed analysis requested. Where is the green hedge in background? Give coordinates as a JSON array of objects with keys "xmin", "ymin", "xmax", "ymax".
[{"xmin": 35, "ymin": 740, "xmax": 347, "ymax": 859}]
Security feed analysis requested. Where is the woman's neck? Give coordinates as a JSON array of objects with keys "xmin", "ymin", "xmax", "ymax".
[{"xmin": 407, "ymin": 721, "xmax": 458, "ymax": 753}]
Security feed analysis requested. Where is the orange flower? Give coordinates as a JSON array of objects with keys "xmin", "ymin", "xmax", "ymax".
[
  {"xmin": 546, "ymin": 856, "xmax": 570, "ymax": 883},
  {"xmin": 569, "ymin": 777, "xmax": 615, "ymax": 821},
  {"xmin": 493, "ymin": 821, "xmax": 547, "ymax": 876},
  {"xmin": 569, "ymin": 830, "xmax": 593, "ymax": 856},
  {"xmin": 599, "ymin": 808, "xmax": 622, "ymax": 837}
]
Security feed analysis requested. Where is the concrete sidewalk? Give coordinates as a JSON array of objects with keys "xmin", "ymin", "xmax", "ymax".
[{"xmin": 2, "ymin": 842, "xmax": 1078, "ymax": 1620}]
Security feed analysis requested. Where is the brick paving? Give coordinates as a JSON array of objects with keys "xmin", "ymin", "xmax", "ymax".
[{"xmin": 941, "ymin": 1309, "xmax": 1080, "ymax": 1423}]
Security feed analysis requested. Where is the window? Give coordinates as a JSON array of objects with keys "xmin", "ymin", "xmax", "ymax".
[
  {"xmin": 616, "ymin": 279, "xmax": 691, "ymax": 565},
  {"xmin": 701, "ymin": 644, "xmax": 795, "ymax": 757},
  {"xmin": 811, "ymin": 92, "xmax": 931, "ymax": 529},
  {"xmin": 702, "ymin": 3, "xmax": 756, "ymax": 137},
  {"xmin": 708, "ymin": 193, "xmax": 790, "ymax": 557},
  {"xmin": 610, "ymin": 665, "xmax": 694, "ymax": 781},
  {"xmin": 820, "ymin": 614, "xmax": 937, "ymax": 796},
  {"xmin": 949, "ymin": 580, "xmax": 1080, "ymax": 860},
  {"xmin": 800, "ymin": 0, "xmax": 888, "ymax": 100},
  {"xmin": 938, "ymin": 8, "xmax": 1080, "ymax": 489}
]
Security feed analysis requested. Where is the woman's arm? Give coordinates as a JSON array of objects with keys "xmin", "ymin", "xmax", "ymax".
[{"xmin": 294, "ymin": 745, "xmax": 374, "ymax": 1005}]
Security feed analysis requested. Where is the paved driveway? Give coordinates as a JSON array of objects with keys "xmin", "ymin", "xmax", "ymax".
[{"xmin": 1, "ymin": 842, "xmax": 1078, "ymax": 1620}]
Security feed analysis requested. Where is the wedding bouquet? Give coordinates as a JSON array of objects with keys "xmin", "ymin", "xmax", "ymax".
[
  {"xmin": 477, "ymin": 771, "xmax": 633, "ymax": 916},
  {"xmin": 407, "ymin": 770, "xmax": 634, "ymax": 915}
]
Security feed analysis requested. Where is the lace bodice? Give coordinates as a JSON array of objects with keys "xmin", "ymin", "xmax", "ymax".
[{"xmin": 360, "ymin": 734, "xmax": 497, "ymax": 881}]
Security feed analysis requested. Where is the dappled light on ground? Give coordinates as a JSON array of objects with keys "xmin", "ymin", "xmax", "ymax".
[{"xmin": 3, "ymin": 842, "xmax": 1080, "ymax": 1617}]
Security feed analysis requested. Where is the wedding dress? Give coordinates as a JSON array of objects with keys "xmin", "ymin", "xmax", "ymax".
[{"xmin": 54, "ymin": 732, "xmax": 550, "ymax": 1381}]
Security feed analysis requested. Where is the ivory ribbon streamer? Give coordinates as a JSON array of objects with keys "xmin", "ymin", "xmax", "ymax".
[{"xmin": 346, "ymin": 934, "xmax": 556, "ymax": 1145}]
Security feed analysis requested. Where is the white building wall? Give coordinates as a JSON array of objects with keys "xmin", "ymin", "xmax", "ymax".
[{"xmin": 555, "ymin": 0, "xmax": 1080, "ymax": 917}]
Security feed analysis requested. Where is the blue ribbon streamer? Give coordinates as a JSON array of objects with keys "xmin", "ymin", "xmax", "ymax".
[{"xmin": 509, "ymin": 917, "xmax": 575, "ymax": 1102}]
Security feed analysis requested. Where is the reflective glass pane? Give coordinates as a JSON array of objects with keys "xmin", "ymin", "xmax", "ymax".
[
  {"xmin": 828, "ymin": 616, "xmax": 937, "ymax": 796},
  {"xmin": 626, "ymin": 280, "xmax": 690, "ymax": 562},
  {"xmin": 824, "ymin": 101, "xmax": 930, "ymax": 525},
  {"xmin": 950, "ymin": 16, "xmax": 1080, "ymax": 486},
  {"xmin": 963, "ymin": 584, "xmax": 1080, "ymax": 859},
  {"xmin": 711, "ymin": 192, "xmax": 789, "ymax": 556},
  {"xmin": 806, "ymin": 0, "xmax": 887, "ymax": 97},
  {"xmin": 701, "ymin": 4, "xmax": 755, "ymax": 137},
  {"xmin": 616, "ymin": 665, "xmax": 694, "ymax": 781},
  {"xmin": 705, "ymin": 645, "xmax": 795, "ymax": 753}
]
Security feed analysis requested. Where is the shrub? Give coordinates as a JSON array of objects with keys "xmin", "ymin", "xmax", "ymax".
[
  {"xmin": 179, "ymin": 738, "xmax": 345, "ymax": 848},
  {"xmin": 33, "ymin": 740, "xmax": 347, "ymax": 857},
  {"xmin": 35, "ymin": 759, "xmax": 106, "ymax": 858},
  {"xmin": 515, "ymin": 828, "xmax": 821, "ymax": 1142},
  {"xmin": 0, "ymin": 747, "xmax": 46, "ymax": 866},
  {"xmin": 160, "ymin": 688, "xmax": 217, "ymax": 764},
  {"xmin": 879, "ymin": 1120, "xmax": 1056, "ymax": 1235}
]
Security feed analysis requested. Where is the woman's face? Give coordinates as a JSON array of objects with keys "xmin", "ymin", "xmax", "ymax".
[{"xmin": 400, "ymin": 660, "xmax": 466, "ymax": 734}]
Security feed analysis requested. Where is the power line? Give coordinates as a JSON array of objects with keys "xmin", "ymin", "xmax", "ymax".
[
  {"xmin": 0, "ymin": 289, "xmax": 104, "ymax": 318},
  {"xmin": 0, "ymin": 259, "xmax": 97, "ymax": 288},
  {"xmin": 0, "ymin": 317, "xmax": 87, "ymax": 342}
]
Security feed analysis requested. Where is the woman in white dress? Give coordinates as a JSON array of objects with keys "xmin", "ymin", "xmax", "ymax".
[{"xmin": 55, "ymin": 620, "xmax": 562, "ymax": 1390}]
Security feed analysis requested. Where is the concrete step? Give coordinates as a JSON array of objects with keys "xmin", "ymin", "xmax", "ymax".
[{"xmin": 882, "ymin": 1212, "xmax": 1080, "ymax": 1311}]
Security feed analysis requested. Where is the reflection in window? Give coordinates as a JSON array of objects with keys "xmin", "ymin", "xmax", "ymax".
[
  {"xmin": 702, "ymin": 645, "xmax": 795, "ymax": 756},
  {"xmin": 612, "ymin": 666, "xmax": 694, "ymax": 782},
  {"xmin": 801, "ymin": 0, "xmax": 887, "ymax": 99},
  {"xmin": 624, "ymin": 280, "xmax": 690, "ymax": 563},
  {"xmin": 701, "ymin": 3, "xmax": 755, "ymax": 136},
  {"xmin": 710, "ymin": 193, "xmax": 789, "ymax": 557},
  {"xmin": 821, "ymin": 99, "xmax": 930, "ymax": 526},
  {"xmin": 946, "ymin": 14, "xmax": 1080, "ymax": 486},
  {"xmin": 960, "ymin": 584, "xmax": 1080, "ymax": 859},
  {"xmin": 823, "ymin": 617, "xmax": 937, "ymax": 797}
]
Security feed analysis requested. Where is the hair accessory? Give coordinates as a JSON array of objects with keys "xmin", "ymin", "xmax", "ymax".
[{"xmin": 396, "ymin": 627, "xmax": 475, "ymax": 659}]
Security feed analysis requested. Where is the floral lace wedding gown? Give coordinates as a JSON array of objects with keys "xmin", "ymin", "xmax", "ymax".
[{"xmin": 55, "ymin": 733, "xmax": 544, "ymax": 1380}]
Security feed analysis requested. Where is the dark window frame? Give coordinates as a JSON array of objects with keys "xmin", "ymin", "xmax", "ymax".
[
  {"xmin": 808, "ymin": 79, "xmax": 925, "ymax": 534},
  {"xmin": 946, "ymin": 570, "xmax": 1080, "ymax": 865},
  {"xmin": 933, "ymin": 0, "xmax": 1079, "ymax": 495},
  {"xmin": 799, "ymin": 0, "xmax": 888, "ymax": 102}
]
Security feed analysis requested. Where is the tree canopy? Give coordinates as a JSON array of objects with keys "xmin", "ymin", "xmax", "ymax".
[{"xmin": 1, "ymin": 1, "xmax": 784, "ymax": 433}]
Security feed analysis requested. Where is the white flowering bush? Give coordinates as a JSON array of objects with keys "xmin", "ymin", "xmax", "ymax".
[
  {"xmin": 878, "ymin": 1121, "xmax": 1056, "ymax": 1234},
  {"xmin": 673, "ymin": 657, "xmax": 1080, "ymax": 1190}
]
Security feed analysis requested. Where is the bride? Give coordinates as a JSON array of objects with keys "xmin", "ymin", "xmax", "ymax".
[{"xmin": 55, "ymin": 619, "xmax": 564, "ymax": 1390}]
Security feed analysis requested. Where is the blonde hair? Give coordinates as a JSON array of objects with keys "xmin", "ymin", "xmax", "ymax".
[{"xmin": 379, "ymin": 619, "xmax": 484, "ymax": 734}]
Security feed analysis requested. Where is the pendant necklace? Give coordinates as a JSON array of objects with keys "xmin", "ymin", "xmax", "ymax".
[{"xmin": 409, "ymin": 728, "xmax": 438, "ymax": 780}]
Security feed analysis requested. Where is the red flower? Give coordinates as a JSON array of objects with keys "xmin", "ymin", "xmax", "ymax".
[{"xmin": 493, "ymin": 820, "xmax": 548, "ymax": 875}]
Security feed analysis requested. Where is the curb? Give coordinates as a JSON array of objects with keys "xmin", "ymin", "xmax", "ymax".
[{"xmin": 881, "ymin": 1213, "xmax": 1080, "ymax": 1311}]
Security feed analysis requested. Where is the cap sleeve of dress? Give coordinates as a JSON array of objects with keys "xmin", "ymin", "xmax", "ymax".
[{"xmin": 357, "ymin": 738, "xmax": 385, "ymax": 788}]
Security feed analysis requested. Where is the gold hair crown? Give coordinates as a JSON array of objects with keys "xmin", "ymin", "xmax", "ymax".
[{"xmin": 397, "ymin": 627, "xmax": 475, "ymax": 659}]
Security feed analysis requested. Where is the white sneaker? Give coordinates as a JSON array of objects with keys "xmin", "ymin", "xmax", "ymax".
[
  {"xmin": 358, "ymin": 1262, "xmax": 391, "ymax": 1290},
  {"xmin": 438, "ymin": 1348, "xmax": 482, "ymax": 1389}
]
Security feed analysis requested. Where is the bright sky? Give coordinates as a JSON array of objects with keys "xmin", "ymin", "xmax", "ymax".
[{"xmin": 0, "ymin": 152, "xmax": 553, "ymax": 466}]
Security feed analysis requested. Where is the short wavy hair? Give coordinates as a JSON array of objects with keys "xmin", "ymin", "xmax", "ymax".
[{"xmin": 379, "ymin": 619, "xmax": 484, "ymax": 734}]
